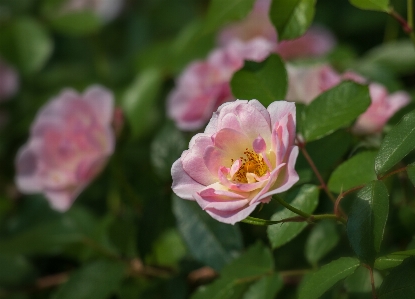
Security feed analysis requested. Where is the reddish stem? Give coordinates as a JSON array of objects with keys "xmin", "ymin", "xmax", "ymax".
[
  {"xmin": 363, "ymin": 264, "xmax": 378, "ymax": 299},
  {"xmin": 390, "ymin": 9, "xmax": 412, "ymax": 33}
]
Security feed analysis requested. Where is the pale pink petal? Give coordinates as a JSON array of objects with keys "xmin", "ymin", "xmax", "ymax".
[
  {"xmin": 253, "ymin": 135, "xmax": 267, "ymax": 153},
  {"xmin": 15, "ymin": 146, "xmax": 42, "ymax": 193},
  {"xmin": 171, "ymin": 159, "xmax": 204, "ymax": 200},
  {"xmin": 267, "ymin": 101, "xmax": 296, "ymax": 129},
  {"xmin": 44, "ymin": 190, "xmax": 75, "ymax": 212},
  {"xmin": 84, "ymin": 85, "xmax": 114, "ymax": 126}
]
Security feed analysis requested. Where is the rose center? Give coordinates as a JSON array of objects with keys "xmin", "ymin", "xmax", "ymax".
[{"xmin": 231, "ymin": 148, "xmax": 268, "ymax": 183}]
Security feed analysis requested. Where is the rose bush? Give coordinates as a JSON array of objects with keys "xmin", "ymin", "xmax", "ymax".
[
  {"xmin": 15, "ymin": 85, "xmax": 115, "ymax": 211},
  {"xmin": 171, "ymin": 100, "xmax": 298, "ymax": 224}
]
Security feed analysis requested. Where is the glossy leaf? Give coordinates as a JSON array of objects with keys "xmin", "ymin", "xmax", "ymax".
[
  {"xmin": 349, "ymin": 0, "xmax": 389, "ymax": 12},
  {"xmin": 267, "ymin": 185, "xmax": 319, "ymax": 249},
  {"xmin": 328, "ymin": 151, "xmax": 377, "ymax": 193},
  {"xmin": 305, "ymin": 220, "xmax": 340, "ymax": 265},
  {"xmin": 242, "ymin": 273, "xmax": 283, "ymax": 299},
  {"xmin": 375, "ymin": 249, "xmax": 415, "ymax": 270},
  {"xmin": 52, "ymin": 260, "xmax": 126, "ymax": 299},
  {"xmin": 121, "ymin": 68, "xmax": 163, "ymax": 138},
  {"xmin": 172, "ymin": 196, "xmax": 243, "ymax": 271},
  {"xmin": 231, "ymin": 54, "xmax": 287, "ymax": 106},
  {"xmin": 0, "ymin": 17, "xmax": 53, "ymax": 74},
  {"xmin": 204, "ymin": 0, "xmax": 256, "ymax": 33},
  {"xmin": 346, "ymin": 180, "xmax": 389, "ymax": 265},
  {"xmin": 378, "ymin": 256, "xmax": 415, "ymax": 298},
  {"xmin": 375, "ymin": 110, "xmax": 415, "ymax": 175},
  {"xmin": 269, "ymin": 0, "xmax": 316, "ymax": 40},
  {"xmin": 298, "ymin": 257, "xmax": 360, "ymax": 299},
  {"xmin": 301, "ymin": 81, "xmax": 371, "ymax": 142},
  {"xmin": 191, "ymin": 242, "xmax": 274, "ymax": 299}
]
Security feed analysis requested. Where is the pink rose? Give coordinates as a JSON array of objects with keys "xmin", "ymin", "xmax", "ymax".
[
  {"xmin": 217, "ymin": 0, "xmax": 277, "ymax": 49},
  {"xmin": 15, "ymin": 85, "xmax": 115, "ymax": 211},
  {"xmin": 353, "ymin": 83, "xmax": 410, "ymax": 134},
  {"xmin": 167, "ymin": 38, "xmax": 274, "ymax": 131},
  {"xmin": 171, "ymin": 100, "xmax": 299, "ymax": 224},
  {"xmin": 0, "ymin": 59, "xmax": 19, "ymax": 102},
  {"xmin": 276, "ymin": 26, "xmax": 336, "ymax": 60},
  {"xmin": 286, "ymin": 64, "xmax": 342, "ymax": 104}
]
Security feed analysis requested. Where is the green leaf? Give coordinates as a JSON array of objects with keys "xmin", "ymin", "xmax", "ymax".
[
  {"xmin": 375, "ymin": 249, "xmax": 415, "ymax": 270},
  {"xmin": 267, "ymin": 185, "xmax": 319, "ymax": 249},
  {"xmin": 375, "ymin": 110, "xmax": 415, "ymax": 175},
  {"xmin": 328, "ymin": 151, "xmax": 377, "ymax": 193},
  {"xmin": 121, "ymin": 68, "xmax": 163, "ymax": 138},
  {"xmin": 52, "ymin": 260, "xmax": 126, "ymax": 299},
  {"xmin": 344, "ymin": 265, "xmax": 383, "ymax": 293},
  {"xmin": 172, "ymin": 195, "xmax": 243, "ymax": 271},
  {"xmin": 357, "ymin": 40, "xmax": 415, "ymax": 75},
  {"xmin": 191, "ymin": 242, "xmax": 274, "ymax": 299},
  {"xmin": 269, "ymin": 0, "xmax": 316, "ymax": 40},
  {"xmin": 230, "ymin": 54, "xmax": 287, "ymax": 107},
  {"xmin": 301, "ymin": 81, "xmax": 371, "ymax": 142},
  {"xmin": 0, "ymin": 17, "xmax": 53, "ymax": 74},
  {"xmin": 204, "ymin": 0, "xmax": 256, "ymax": 33},
  {"xmin": 346, "ymin": 180, "xmax": 389, "ymax": 265},
  {"xmin": 0, "ymin": 255, "xmax": 35, "ymax": 287},
  {"xmin": 298, "ymin": 257, "xmax": 360, "ymax": 299},
  {"xmin": 150, "ymin": 122, "xmax": 187, "ymax": 181},
  {"xmin": 242, "ymin": 273, "xmax": 283, "ymax": 299},
  {"xmin": 0, "ymin": 216, "xmax": 83, "ymax": 255},
  {"xmin": 378, "ymin": 256, "xmax": 415, "ymax": 298},
  {"xmin": 48, "ymin": 11, "xmax": 102, "ymax": 36},
  {"xmin": 407, "ymin": 163, "xmax": 415, "ymax": 186},
  {"xmin": 349, "ymin": 0, "xmax": 390, "ymax": 12},
  {"xmin": 305, "ymin": 220, "xmax": 340, "ymax": 265}
]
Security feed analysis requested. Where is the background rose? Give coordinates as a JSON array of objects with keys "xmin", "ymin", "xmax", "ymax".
[
  {"xmin": 0, "ymin": 59, "xmax": 19, "ymax": 102},
  {"xmin": 61, "ymin": 0, "xmax": 124, "ymax": 22},
  {"xmin": 171, "ymin": 100, "xmax": 299, "ymax": 224},
  {"xmin": 353, "ymin": 83, "xmax": 410, "ymax": 134},
  {"xmin": 167, "ymin": 38, "xmax": 274, "ymax": 131},
  {"xmin": 15, "ymin": 85, "xmax": 115, "ymax": 211}
]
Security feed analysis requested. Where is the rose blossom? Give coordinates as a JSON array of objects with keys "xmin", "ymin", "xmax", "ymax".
[
  {"xmin": 167, "ymin": 38, "xmax": 274, "ymax": 131},
  {"xmin": 285, "ymin": 64, "xmax": 342, "ymax": 104},
  {"xmin": 218, "ymin": 0, "xmax": 335, "ymax": 60},
  {"xmin": 0, "ymin": 59, "xmax": 19, "ymax": 102},
  {"xmin": 15, "ymin": 85, "xmax": 115, "ymax": 211},
  {"xmin": 353, "ymin": 83, "xmax": 410, "ymax": 134},
  {"xmin": 171, "ymin": 100, "xmax": 299, "ymax": 224}
]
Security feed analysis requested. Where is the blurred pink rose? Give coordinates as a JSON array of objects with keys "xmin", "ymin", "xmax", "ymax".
[
  {"xmin": 171, "ymin": 100, "xmax": 299, "ymax": 224},
  {"xmin": 15, "ymin": 85, "xmax": 115, "ymax": 211},
  {"xmin": 61, "ymin": 0, "xmax": 123, "ymax": 22},
  {"xmin": 218, "ymin": 0, "xmax": 277, "ymax": 49},
  {"xmin": 286, "ymin": 64, "xmax": 342, "ymax": 104},
  {"xmin": 276, "ymin": 26, "xmax": 336, "ymax": 60},
  {"xmin": 218, "ymin": 0, "xmax": 335, "ymax": 60},
  {"xmin": 168, "ymin": 38, "xmax": 274, "ymax": 131},
  {"xmin": 353, "ymin": 83, "xmax": 410, "ymax": 134},
  {"xmin": 0, "ymin": 59, "xmax": 19, "ymax": 102}
]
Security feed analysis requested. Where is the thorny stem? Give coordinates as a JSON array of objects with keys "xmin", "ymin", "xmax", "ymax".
[
  {"xmin": 274, "ymin": 195, "xmax": 312, "ymax": 219},
  {"xmin": 363, "ymin": 264, "xmax": 378, "ymax": 299},
  {"xmin": 377, "ymin": 165, "xmax": 407, "ymax": 180},
  {"xmin": 296, "ymin": 139, "xmax": 336, "ymax": 203}
]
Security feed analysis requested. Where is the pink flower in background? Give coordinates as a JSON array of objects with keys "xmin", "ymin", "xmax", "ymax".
[
  {"xmin": 276, "ymin": 26, "xmax": 336, "ymax": 60},
  {"xmin": 171, "ymin": 100, "xmax": 299, "ymax": 224},
  {"xmin": 0, "ymin": 59, "xmax": 19, "ymax": 102},
  {"xmin": 167, "ymin": 38, "xmax": 274, "ymax": 131},
  {"xmin": 285, "ymin": 64, "xmax": 342, "ymax": 104},
  {"xmin": 61, "ymin": 0, "xmax": 124, "ymax": 22},
  {"xmin": 15, "ymin": 85, "xmax": 115, "ymax": 211},
  {"xmin": 353, "ymin": 83, "xmax": 410, "ymax": 134},
  {"xmin": 218, "ymin": 0, "xmax": 335, "ymax": 60},
  {"xmin": 217, "ymin": 0, "xmax": 277, "ymax": 49}
]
